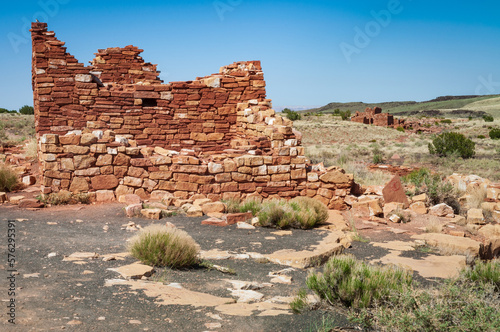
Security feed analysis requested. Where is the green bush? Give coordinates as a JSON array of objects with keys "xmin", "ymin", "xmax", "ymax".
[
  {"xmin": 460, "ymin": 260, "xmax": 500, "ymax": 292},
  {"xmin": 355, "ymin": 277, "xmax": 500, "ymax": 331},
  {"xmin": 402, "ymin": 168, "xmax": 456, "ymax": 206},
  {"xmin": 222, "ymin": 198, "xmax": 241, "ymax": 213},
  {"xmin": 282, "ymin": 108, "xmax": 301, "ymax": 121},
  {"xmin": 0, "ymin": 165, "xmax": 19, "ymax": 192},
  {"xmin": 129, "ymin": 225, "xmax": 200, "ymax": 268},
  {"xmin": 440, "ymin": 119, "xmax": 452, "ymax": 124},
  {"xmin": 396, "ymin": 126, "xmax": 405, "ymax": 132},
  {"xmin": 339, "ymin": 110, "xmax": 351, "ymax": 121},
  {"xmin": 306, "ymin": 255, "xmax": 412, "ymax": 308},
  {"xmin": 489, "ymin": 128, "xmax": 500, "ymax": 140},
  {"xmin": 428, "ymin": 132, "xmax": 475, "ymax": 159},
  {"xmin": 483, "ymin": 114, "xmax": 494, "ymax": 122},
  {"xmin": 18, "ymin": 105, "xmax": 34, "ymax": 115}
]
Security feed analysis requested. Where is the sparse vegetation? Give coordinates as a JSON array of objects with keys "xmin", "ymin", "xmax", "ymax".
[
  {"xmin": 37, "ymin": 191, "xmax": 90, "ymax": 205},
  {"xmin": 257, "ymin": 197, "xmax": 328, "ymax": 229},
  {"xmin": 290, "ymin": 288, "xmax": 308, "ymax": 314},
  {"xmin": 428, "ymin": 132, "xmax": 475, "ymax": 159},
  {"xmin": 402, "ymin": 168, "xmax": 456, "ymax": 207},
  {"xmin": 0, "ymin": 165, "xmax": 20, "ymax": 192},
  {"xmin": 282, "ymin": 108, "xmax": 301, "ymax": 121},
  {"xmin": 238, "ymin": 198, "xmax": 262, "ymax": 216},
  {"xmin": 304, "ymin": 256, "xmax": 500, "ymax": 332},
  {"xmin": 483, "ymin": 114, "xmax": 494, "ymax": 122},
  {"xmin": 306, "ymin": 255, "xmax": 412, "ymax": 308},
  {"xmin": 129, "ymin": 224, "xmax": 200, "ymax": 268},
  {"xmin": 489, "ymin": 128, "xmax": 500, "ymax": 140}
]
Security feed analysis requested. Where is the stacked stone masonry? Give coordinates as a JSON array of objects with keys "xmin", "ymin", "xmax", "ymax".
[{"xmin": 32, "ymin": 22, "xmax": 354, "ymax": 208}]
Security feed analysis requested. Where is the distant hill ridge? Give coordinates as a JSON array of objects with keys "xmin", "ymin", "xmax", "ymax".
[{"xmin": 302, "ymin": 94, "xmax": 500, "ymax": 118}]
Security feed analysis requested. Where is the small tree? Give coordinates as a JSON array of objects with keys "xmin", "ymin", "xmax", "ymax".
[
  {"xmin": 19, "ymin": 105, "xmax": 34, "ymax": 115},
  {"xmin": 428, "ymin": 132, "xmax": 475, "ymax": 159},
  {"xmin": 282, "ymin": 108, "xmax": 301, "ymax": 121},
  {"xmin": 483, "ymin": 114, "xmax": 494, "ymax": 122},
  {"xmin": 489, "ymin": 128, "xmax": 500, "ymax": 140}
]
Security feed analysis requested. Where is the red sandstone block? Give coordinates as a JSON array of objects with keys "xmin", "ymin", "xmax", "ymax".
[
  {"xmin": 226, "ymin": 212, "xmax": 253, "ymax": 225},
  {"xmin": 201, "ymin": 217, "xmax": 228, "ymax": 227}
]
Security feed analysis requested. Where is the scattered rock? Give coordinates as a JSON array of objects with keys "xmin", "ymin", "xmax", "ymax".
[
  {"xmin": 389, "ymin": 214, "xmax": 401, "ymax": 223},
  {"xmin": 467, "ymin": 208, "xmax": 485, "ymax": 225},
  {"xmin": 0, "ymin": 192, "xmax": 8, "ymax": 203},
  {"xmin": 9, "ymin": 195, "xmax": 25, "ymax": 205},
  {"xmin": 23, "ymin": 273, "xmax": 40, "ymax": 278},
  {"xmin": 47, "ymin": 252, "xmax": 57, "ymax": 258},
  {"xmin": 412, "ymin": 193, "xmax": 428, "ymax": 202},
  {"xmin": 201, "ymin": 202, "xmax": 226, "ymax": 215},
  {"xmin": 18, "ymin": 198, "xmax": 44, "ymax": 209},
  {"xmin": 412, "ymin": 233, "xmax": 481, "ymax": 257},
  {"xmin": 205, "ymin": 322, "xmax": 222, "ymax": 329},
  {"xmin": 109, "ymin": 262, "xmax": 154, "ymax": 279},
  {"xmin": 383, "ymin": 202, "xmax": 405, "ymax": 217},
  {"xmin": 230, "ymin": 289, "xmax": 264, "ymax": 303},
  {"xmin": 410, "ymin": 201, "xmax": 428, "ymax": 214},
  {"xmin": 201, "ymin": 217, "xmax": 228, "ymax": 227},
  {"xmin": 237, "ymin": 222, "xmax": 255, "ymax": 230},
  {"xmin": 119, "ymin": 194, "xmax": 142, "ymax": 205},
  {"xmin": 141, "ymin": 208, "xmax": 162, "ymax": 220},
  {"xmin": 429, "ymin": 203, "xmax": 454, "ymax": 218},
  {"xmin": 226, "ymin": 212, "xmax": 253, "ymax": 225},
  {"xmin": 125, "ymin": 204, "xmax": 142, "ymax": 217},
  {"xmin": 186, "ymin": 205, "xmax": 203, "ymax": 217}
]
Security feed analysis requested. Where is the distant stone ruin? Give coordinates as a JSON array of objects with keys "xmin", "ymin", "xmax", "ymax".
[
  {"xmin": 351, "ymin": 107, "xmax": 444, "ymax": 133},
  {"xmin": 31, "ymin": 22, "xmax": 355, "ymax": 208},
  {"xmin": 351, "ymin": 107, "xmax": 396, "ymax": 126}
]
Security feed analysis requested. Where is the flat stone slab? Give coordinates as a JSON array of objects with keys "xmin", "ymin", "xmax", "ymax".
[
  {"xmin": 412, "ymin": 233, "xmax": 481, "ymax": 257},
  {"xmin": 108, "ymin": 262, "xmax": 154, "ymax": 279},
  {"xmin": 265, "ymin": 231, "xmax": 350, "ymax": 268},
  {"xmin": 373, "ymin": 252, "xmax": 466, "ymax": 279}
]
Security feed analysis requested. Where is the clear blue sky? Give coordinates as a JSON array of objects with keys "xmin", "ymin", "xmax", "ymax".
[{"xmin": 1, "ymin": 0, "xmax": 500, "ymax": 111}]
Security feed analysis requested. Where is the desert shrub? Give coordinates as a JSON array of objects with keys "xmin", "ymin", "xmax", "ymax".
[
  {"xmin": 18, "ymin": 105, "xmax": 34, "ymax": 115},
  {"xmin": 461, "ymin": 260, "xmax": 500, "ymax": 292},
  {"xmin": 306, "ymin": 255, "xmax": 412, "ymax": 308},
  {"xmin": 0, "ymin": 165, "xmax": 19, "ymax": 192},
  {"xmin": 24, "ymin": 138, "xmax": 38, "ymax": 160},
  {"xmin": 440, "ymin": 119, "xmax": 452, "ymax": 124},
  {"xmin": 478, "ymin": 135, "xmax": 486, "ymax": 139},
  {"xmin": 483, "ymin": 114, "xmax": 494, "ymax": 122},
  {"xmin": 355, "ymin": 277, "xmax": 500, "ymax": 331},
  {"xmin": 339, "ymin": 110, "xmax": 351, "ymax": 121},
  {"xmin": 257, "ymin": 197, "xmax": 328, "ymax": 229},
  {"xmin": 402, "ymin": 168, "xmax": 456, "ymax": 206},
  {"xmin": 282, "ymin": 108, "xmax": 301, "ymax": 121},
  {"xmin": 129, "ymin": 224, "xmax": 200, "ymax": 268},
  {"xmin": 238, "ymin": 198, "xmax": 262, "ymax": 216},
  {"xmin": 38, "ymin": 191, "xmax": 90, "ymax": 205},
  {"xmin": 489, "ymin": 128, "xmax": 500, "ymax": 140},
  {"xmin": 222, "ymin": 198, "xmax": 241, "ymax": 213},
  {"xmin": 372, "ymin": 147, "xmax": 384, "ymax": 164},
  {"xmin": 428, "ymin": 132, "xmax": 475, "ymax": 159},
  {"xmin": 290, "ymin": 288, "xmax": 308, "ymax": 314},
  {"xmin": 396, "ymin": 126, "xmax": 405, "ymax": 132}
]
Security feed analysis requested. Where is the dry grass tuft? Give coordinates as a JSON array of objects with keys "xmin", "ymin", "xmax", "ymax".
[{"xmin": 129, "ymin": 224, "xmax": 200, "ymax": 268}]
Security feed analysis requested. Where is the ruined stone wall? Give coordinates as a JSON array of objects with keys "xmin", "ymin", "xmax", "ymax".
[
  {"xmin": 32, "ymin": 22, "xmax": 354, "ymax": 209},
  {"xmin": 39, "ymin": 131, "xmax": 353, "ymax": 209},
  {"xmin": 31, "ymin": 22, "xmax": 283, "ymax": 153}
]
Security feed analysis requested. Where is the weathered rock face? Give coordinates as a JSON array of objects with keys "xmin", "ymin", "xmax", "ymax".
[
  {"xmin": 382, "ymin": 176, "xmax": 409, "ymax": 208},
  {"xmin": 31, "ymin": 22, "xmax": 358, "ymax": 209}
]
